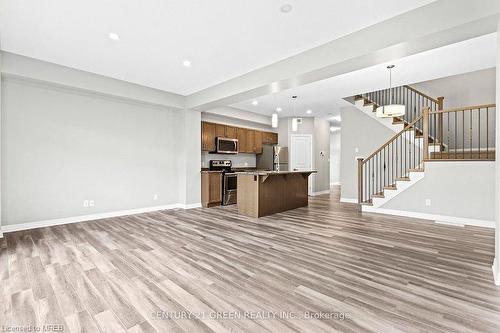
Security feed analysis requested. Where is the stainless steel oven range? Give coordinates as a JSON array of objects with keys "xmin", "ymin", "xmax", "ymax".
[{"xmin": 209, "ymin": 160, "xmax": 237, "ymax": 205}]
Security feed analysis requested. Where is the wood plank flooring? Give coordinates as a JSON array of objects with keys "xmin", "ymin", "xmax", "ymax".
[{"xmin": 1, "ymin": 186, "xmax": 499, "ymax": 332}]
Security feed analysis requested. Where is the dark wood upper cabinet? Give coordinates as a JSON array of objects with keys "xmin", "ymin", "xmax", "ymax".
[
  {"xmin": 237, "ymin": 127, "xmax": 247, "ymax": 153},
  {"xmin": 215, "ymin": 124, "xmax": 226, "ymax": 138},
  {"xmin": 202, "ymin": 122, "xmax": 277, "ymax": 154},
  {"xmin": 254, "ymin": 130, "xmax": 263, "ymax": 154},
  {"xmin": 246, "ymin": 130, "xmax": 255, "ymax": 153},
  {"xmin": 262, "ymin": 131, "xmax": 278, "ymax": 145},
  {"xmin": 225, "ymin": 125, "xmax": 237, "ymax": 139},
  {"xmin": 269, "ymin": 132, "xmax": 278, "ymax": 145},
  {"xmin": 202, "ymin": 122, "xmax": 216, "ymax": 151}
]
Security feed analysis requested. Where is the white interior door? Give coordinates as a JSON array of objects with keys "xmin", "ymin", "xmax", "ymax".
[{"xmin": 290, "ymin": 134, "xmax": 313, "ymax": 194}]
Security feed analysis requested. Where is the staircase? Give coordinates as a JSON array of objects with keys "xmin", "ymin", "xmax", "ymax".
[{"xmin": 349, "ymin": 85, "xmax": 496, "ymax": 211}]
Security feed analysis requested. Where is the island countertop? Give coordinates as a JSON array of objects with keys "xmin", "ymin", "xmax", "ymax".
[{"xmin": 236, "ymin": 170, "xmax": 317, "ymax": 176}]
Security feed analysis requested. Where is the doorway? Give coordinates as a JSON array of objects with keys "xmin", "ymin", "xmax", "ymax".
[{"xmin": 290, "ymin": 134, "xmax": 313, "ymax": 194}]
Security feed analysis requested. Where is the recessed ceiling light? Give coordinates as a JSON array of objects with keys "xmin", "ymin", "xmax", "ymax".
[
  {"xmin": 252, "ymin": 100, "xmax": 259, "ymax": 106},
  {"xmin": 276, "ymin": 107, "xmax": 282, "ymax": 112},
  {"xmin": 280, "ymin": 4, "xmax": 293, "ymax": 13},
  {"xmin": 108, "ymin": 32, "xmax": 120, "ymax": 41},
  {"xmin": 183, "ymin": 60, "xmax": 192, "ymax": 67},
  {"xmin": 306, "ymin": 109, "xmax": 312, "ymax": 114}
]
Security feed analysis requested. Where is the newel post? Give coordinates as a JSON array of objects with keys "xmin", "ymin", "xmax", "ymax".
[
  {"xmin": 423, "ymin": 107, "xmax": 430, "ymax": 160},
  {"xmin": 357, "ymin": 157, "xmax": 364, "ymax": 204},
  {"xmin": 437, "ymin": 96, "xmax": 444, "ymax": 144}
]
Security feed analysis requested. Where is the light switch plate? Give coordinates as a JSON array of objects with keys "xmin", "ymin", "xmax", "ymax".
[{"xmin": 425, "ymin": 199, "xmax": 431, "ymax": 206}]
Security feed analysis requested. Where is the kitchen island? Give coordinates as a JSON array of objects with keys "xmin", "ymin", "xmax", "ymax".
[{"xmin": 237, "ymin": 171, "xmax": 316, "ymax": 218}]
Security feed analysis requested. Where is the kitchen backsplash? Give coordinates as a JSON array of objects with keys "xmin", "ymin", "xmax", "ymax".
[{"xmin": 201, "ymin": 152, "xmax": 256, "ymax": 168}]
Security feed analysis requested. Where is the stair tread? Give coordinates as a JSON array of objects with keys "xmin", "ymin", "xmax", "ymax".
[
  {"xmin": 408, "ymin": 168, "xmax": 424, "ymax": 172},
  {"xmin": 396, "ymin": 177, "xmax": 411, "ymax": 181},
  {"xmin": 383, "ymin": 186, "xmax": 397, "ymax": 190},
  {"xmin": 360, "ymin": 200, "xmax": 373, "ymax": 206}
]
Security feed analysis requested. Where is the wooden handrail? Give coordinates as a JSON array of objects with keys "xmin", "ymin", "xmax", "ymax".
[
  {"xmin": 403, "ymin": 85, "xmax": 439, "ymax": 104},
  {"xmin": 361, "ymin": 114, "xmax": 423, "ymax": 165},
  {"xmin": 429, "ymin": 103, "xmax": 496, "ymax": 114}
]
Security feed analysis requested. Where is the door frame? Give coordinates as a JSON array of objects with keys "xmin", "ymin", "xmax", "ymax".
[{"xmin": 290, "ymin": 134, "xmax": 313, "ymax": 195}]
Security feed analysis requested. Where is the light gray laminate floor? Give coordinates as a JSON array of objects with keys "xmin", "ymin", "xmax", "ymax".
[{"xmin": 0, "ymin": 187, "xmax": 499, "ymax": 332}]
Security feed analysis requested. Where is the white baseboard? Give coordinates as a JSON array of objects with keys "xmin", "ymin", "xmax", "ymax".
[
  {"xmin": 309, "ymin": 190, "xmax": 331, "ymax": 196},
  {"xmin": 1, "ymin": 202, "xmax": 202, "ymax": 234},
  {"xmin": 362, "ymin": 206, "xmax": 495, "ymax": 229},
  {"xmin": 178, "ymin": 202, "xmax": 202, "ymax": 209},
  {"xmin": 340, "ymin": 197, "xmax": 358, "ymax": 203},
  {"xmin": 330, "ymin": 182, "xmax": 341, "ymax": 186},
  {"xmin": 493, "ymin": 258, "xmax": 500, "ymax": 286}
]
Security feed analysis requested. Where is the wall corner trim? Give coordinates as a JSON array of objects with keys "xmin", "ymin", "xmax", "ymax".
[
  {"xmin": 1, "ymin": 203, "xmax": 202, "ymax": 234},
  {"xmin": 493, "ymin": 258, "xmax": 500, "ymax": 286}
]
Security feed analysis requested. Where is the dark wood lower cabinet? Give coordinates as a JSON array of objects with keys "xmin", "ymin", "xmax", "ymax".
[{"xmin": 201, "ymin": 172, "xmax": 222, "ymax": 207}]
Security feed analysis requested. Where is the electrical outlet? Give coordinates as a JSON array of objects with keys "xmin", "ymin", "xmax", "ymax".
[
  {"xmin": 89, "ymin": 200, "xmax": 95, "ymax": 207},
  {"xmin": 355, "ymin": 147, "xmax": 359, "ymax": 153},
  {"xmin": 425, "ymin": 199, "xmax": 431, "ymax": 206},
  {"xmin": 244, "ymin": 162, "xmax": 248, "ymax": 167},
  {"xmin": 83, "ymin": 200, "xmax": 89, "ymax": 207},
  {"xmin": 153, "ymin": 194, "xmax": 158, "ymax": 200}
]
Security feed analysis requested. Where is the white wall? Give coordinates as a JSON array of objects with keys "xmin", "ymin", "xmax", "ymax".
[
  {"xmin": 277, "ymin": 117, "xmax": 330, "ymax": 193},
  {"xmin": 494, "ymin": 20, "xmax": 500, "ymax": 285},
  {"xmin": 313, "ymin": 118, "xmax": 331, "ymax": 193},
  {"xmin": 1, "ymin": 75, "xmax": 198, "ymax": 226},
  {"xmin": 340, "ymin": 106, "xmax": 394, "ymax": 200},
  {"xmin": 412, "ymin": 68, "xmax": 496, "ymax": 109},
  {"xmin": 202, "ymin": 107, "xmax": 272, "ymax": 128},
  {"xmin": 0, "ymin": 52, "xmax": 2, "ymax": 236},
  {"xmin": 2, "ymin": 52, "xmax": 185, "ymax": 109},
  {"xmin": 330, "ymin": 130, "xmax": 341, "ymax": 185},
  {"xmin": 178, "ymin": 109, "xmax": 201, "ymax": 206},
  {"xmin": 412, "ymin": 68, "xmax": 496, "ymax": 150},
  {"xmin": 381, "ymin": 162, "xmax": 495, "ymax": 223}
]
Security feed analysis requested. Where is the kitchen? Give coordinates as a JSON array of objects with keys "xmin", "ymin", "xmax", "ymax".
[{"xmin": 200, "ymin": 121, "xmax": 316, "ymax": 217}]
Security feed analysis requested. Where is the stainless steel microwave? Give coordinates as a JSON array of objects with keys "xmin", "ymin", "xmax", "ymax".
[{"xmin": 215, "ymin": 137, "xmax": 238, "ymax": 154}]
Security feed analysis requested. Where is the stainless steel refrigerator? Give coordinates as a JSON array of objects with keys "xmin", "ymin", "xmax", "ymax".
[{"xmin": 256, "ymin": 145, "xmax": 288, "ymax": 171}]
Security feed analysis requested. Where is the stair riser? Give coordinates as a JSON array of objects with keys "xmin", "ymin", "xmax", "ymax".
[{"xmin": 371, "ymin": 172, "xmax": 425, "ymax": 208}]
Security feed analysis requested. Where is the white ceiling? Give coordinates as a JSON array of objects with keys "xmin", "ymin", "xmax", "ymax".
[
  {"xmin": 0, "ymin": 0, "xmax": 436, "ymax": 95},
  {"xmin": 231, "ymin": 33, "xmax": 497, "ymax": 119}
]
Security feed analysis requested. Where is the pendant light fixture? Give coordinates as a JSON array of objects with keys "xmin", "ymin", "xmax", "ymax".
[
  {"xmin": 376, "ymin": 65, "xmax": 405, "ymax": 118},
  {"xmin": 291, "ymin": 95, "xmax": 298, "ymax": 132},
  {"xmin": 271, "ymin": 94, "xmax": 279, "ymax": 128},
  {"xmin": 271, "ymin": 113, "xmax": 278, "ymax": 128}
]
